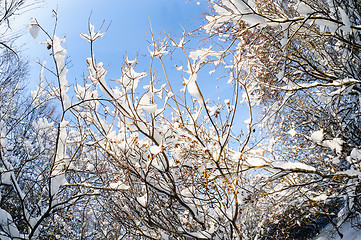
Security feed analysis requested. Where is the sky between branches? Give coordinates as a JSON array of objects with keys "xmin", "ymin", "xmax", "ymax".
[{"xmin": 12, "ymin": 0, "xmax": 207, "ymax": 89}]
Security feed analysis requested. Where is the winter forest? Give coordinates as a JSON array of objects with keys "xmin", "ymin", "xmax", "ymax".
[{"xmin": 0, "ymin": 0, "xmax": 361, "ymax": 239}]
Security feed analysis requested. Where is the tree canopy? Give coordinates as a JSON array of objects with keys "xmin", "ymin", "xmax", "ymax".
[{"xmin": 1, "ymin": 0, "xmax": 361, "ymax": 239}]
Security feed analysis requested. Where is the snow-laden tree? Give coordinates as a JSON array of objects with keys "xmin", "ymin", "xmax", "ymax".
[
  {"xmin": 3, "ymin": 0, "xmax": 361, "ymax": 239},
  {"xmin": 52, "ymin": 21, "xmax": 258, "ymax": 239},
  {"xmin": 199, "ymin": 0, "xmax": 361, "ymax": 238},
  {"xmin": 0, "ymin": 7, "xmax": 99, "ymax": 239}
]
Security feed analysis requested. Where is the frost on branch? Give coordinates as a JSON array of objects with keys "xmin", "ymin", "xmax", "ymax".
[
  {"xmin": 51, "ymin": 120, "xmax": 68, "ymax": 197},
  {"xmin": 53, "ymin": 36, "xmax": 71, "ymax": 110},
  {"xmin": 80, "ymin": 22, "xmax": 105, "ymax": 42},
  {"xmin": 31, "ymin": 61, "xmax": 48, "ymax": 106},
  {"xmin": 0, "ymin": 209, "xmax": 20, "ymax": 238},
  {"xmin": 28, "ymin": 18, "xmax": 40, "ymax": 39}
]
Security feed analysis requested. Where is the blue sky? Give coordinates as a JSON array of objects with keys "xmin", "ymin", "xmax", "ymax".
[
  {"xmin": 13, "ymin": 0, "xmax": 245, "ymax": 125},
  {"xmin": 11, "ymin": 0, "xmax": 248, "ymax": 145},
  {"xmin": 13, "ymin": 0, "xmax": 208, "ymax": 87}
]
